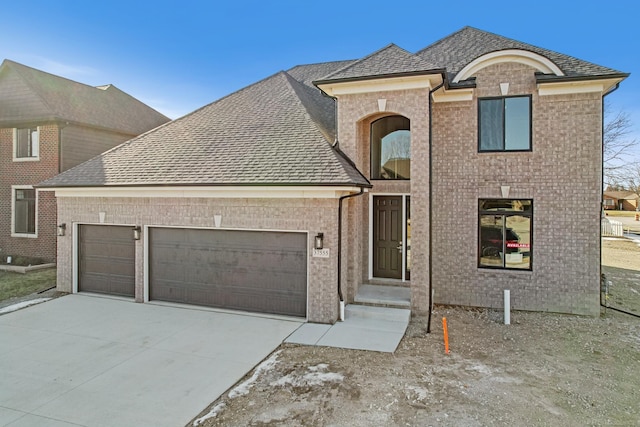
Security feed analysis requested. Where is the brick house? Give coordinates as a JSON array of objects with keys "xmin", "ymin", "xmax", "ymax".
[
  {"xmin": 603, "ymin": 190, "xmax": 639, "ymax": 211},
  {"xmin": 39, "ymin": 27, "xmax": 628, "ymax": 322},
  {"xmin": 0, "ymin": 60, "xmax": 169, "ymax": 262}
]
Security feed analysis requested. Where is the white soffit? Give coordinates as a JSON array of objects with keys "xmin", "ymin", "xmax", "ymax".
[
  {"xmin": 51, "ymin": 186, "xmax": 365, "ymax": 199},
  {"xmin": 453, "ymin": 49, "xmax": 564, "ymax": 83},
  {"xmin": 537, "ymin": 77, "xmax": 624, "ymax": 96},
  {"xmin": 432, "ymin": 87, "xmax": 474, "ymax": 103},
  {"xmin": 317, "ymin": 74, "xmax": 441, "ymax": 97}
]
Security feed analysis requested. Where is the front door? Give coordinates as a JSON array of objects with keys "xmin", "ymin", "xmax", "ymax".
[{"xmin": 373, "ymin": 196, "xmax": 403, "ymax": 279}]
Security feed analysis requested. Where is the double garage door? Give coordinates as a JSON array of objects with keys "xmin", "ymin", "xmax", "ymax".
[{"xmin": 78, "ymin": 225, "xmax": 307, "ymax": 317}]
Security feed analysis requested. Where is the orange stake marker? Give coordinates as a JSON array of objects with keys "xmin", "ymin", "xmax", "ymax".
[{"xmin": 443, "ymin": 317, "xmax": 450, "ymax": 354}]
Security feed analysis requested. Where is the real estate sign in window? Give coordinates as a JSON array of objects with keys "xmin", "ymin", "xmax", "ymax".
[{"xmin": 478, "ymin": 199, "xmax": 532, "ymax": 270}]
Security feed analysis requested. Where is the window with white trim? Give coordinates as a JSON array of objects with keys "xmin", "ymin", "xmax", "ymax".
[
  {"xmin": 14, "ymin": 127, "xmax": 40, "ymax": 160},
  {"xmin": 13, "ymin": 186, "xmax": 37, "ymax": 236}
]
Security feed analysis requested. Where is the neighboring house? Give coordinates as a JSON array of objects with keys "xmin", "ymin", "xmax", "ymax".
[
  {"xmin": 603, "ymin": 190, "xmax": 639, "ymax": 211},
  {"xmin": 0, "ymin": 60, "xmax": 169, "ymax": 262},
  {"xmin": 39, "ymin": 27, "xmax": 628, "ymax": 322}
]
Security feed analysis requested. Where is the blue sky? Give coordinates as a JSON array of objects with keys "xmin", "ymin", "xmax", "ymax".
[{"xmin": 1, "ymin": 0, "xmax": 639, "ymax": 152}]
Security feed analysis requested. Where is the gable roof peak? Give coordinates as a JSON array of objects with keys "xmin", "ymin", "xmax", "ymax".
[
  {"xmin": 0, "ymin": 58, "xmax": 169, "ymax": 133},
  {"xmin": 417, "ymin": 26, "xmax": 626, "ymax": 80},
  {"xmin": 315, "ymin": 42, "xmax": 441, "ymax": 84}
]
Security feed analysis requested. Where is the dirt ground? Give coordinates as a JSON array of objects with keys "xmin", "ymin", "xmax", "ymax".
[
  {"xmin": 602, "ymin": 237, "xmax": 640, "ymax": 314},
  {"xmin": 187, "ymin": 239, "xmax": 640, "ymax": 426}
]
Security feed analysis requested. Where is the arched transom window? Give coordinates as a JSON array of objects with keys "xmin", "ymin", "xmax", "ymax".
[{"xmin": 370, "ymin": 115, "xmax": 410, "ymax": 180}]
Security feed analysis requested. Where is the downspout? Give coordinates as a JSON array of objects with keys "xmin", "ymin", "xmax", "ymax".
[
  {"xmin": 338, "ymin": 187, "xmax": 365, "ymax": 321},
  {"xmin": 325, "ymin": 89, "xmax": 368, "ymax": 321},
  {"xmin": 427, "ymin": 77, "xmax": 445, "ymax": 334},
  {"xmin": 58, "ymin": 125, "xmax": 63, "ymax": 173}
]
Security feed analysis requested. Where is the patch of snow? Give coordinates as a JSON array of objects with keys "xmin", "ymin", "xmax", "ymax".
[
  {"xmin": 192, "ymin": 402, "xmax": 226, "ymax": 426},
  {"xmin": 307, "ymin": 363, "xmax": 328, "ymax": 372},
  {"xmin": 228, "ymin": 350, "xmax": 281, "ymax": 399},
  {"xmin": 0, "ymin": 298, "xmax": 51, "ymax": 314},
  {"xmin": 271, "ymin": 363, "xmax": 344, "ymax": 388}
]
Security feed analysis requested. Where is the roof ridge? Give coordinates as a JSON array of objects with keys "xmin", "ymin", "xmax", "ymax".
[
  {"xmin": 3, "ymin": 60, "xmax": 59, "ymax": 118},
  {"xmin": 98, "ymin": 84, "xmax": 169, "ymax": 120},
  {"xmin": 319, "ymin": 43, "xmax": 403, "ymax": 80},
  {"xmin": 282, "ymin": 71, "xmax": 369, "ymax": 184},
  {"xmin": 86, "ymin": 71, "xmax": 303, "ymax": 165},
  {"xmin": 287, "ymin": 59, "xmax": 356, "ymax": 72},
  {"xmin": 282, "ymin": 71, "xmax": 334, "ymax": 141},
  {"xmin": 415, "ymin": 26, "xmax": 472, "ymax": 55},
  {"xmin": 3, "ymin": 59, "xmax": 112, "ymax": 93}
]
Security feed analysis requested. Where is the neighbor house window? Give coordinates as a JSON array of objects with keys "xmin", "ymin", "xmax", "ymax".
[
  {"xmin": 371, "ymin": 115, "xmax": 410, "ymax": 179},
  {"xmin": 14, "ymin": 127, "xmax": 40, "ymax": 160},
  {"xmin": 478, "ymin": 96, "xmax": 531, "ymax": 151},
  {"xmin": 13, "ymin": 187, "xmax": 37, "ymax": 236},
  {"xmin": 479, "ymin": 199, "xmax": 532, "ymax": 270}
]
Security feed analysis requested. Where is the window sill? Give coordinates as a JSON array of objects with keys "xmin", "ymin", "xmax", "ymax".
[
  {"xmin": 12, "ymin": 157, "xmax": 40, "ymax": 162},
  {"xmin": 477, "ymin": 266, "xmax": 532, "ymax": 273},
  {"xmin": 11, "ymin": 233, "xmax": 38, "ymax": 239},
  {"xmin": 478, "ymin": 149, "xmax": 532, "ymax": 153}
]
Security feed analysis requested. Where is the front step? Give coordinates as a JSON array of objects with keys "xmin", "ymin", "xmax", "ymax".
[
  {"xmin": 366, "ymin": 278, "xmax": 410, "ymax": 288},
  {"xmin": 354, "ymin": 284, "xmax": 410, "ymax": 309},
  {"xmin": 345, "ymin": 304, "xmax": 411, "ymax": 323}
]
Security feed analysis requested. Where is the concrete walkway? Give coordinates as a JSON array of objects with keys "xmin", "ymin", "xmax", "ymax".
[
  {"xmin": 0, "ymin": 294, "xmax": 302, "ymax": 427},
  {"xmin": 286, "ymin": 304, "xmax": 410, "ymax": 353}
]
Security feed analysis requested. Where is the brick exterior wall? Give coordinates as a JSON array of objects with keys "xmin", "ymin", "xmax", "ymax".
[
  {"xmin": 336, "ymin": 89, "xmax": 431, "ymax": 314},
  {"xmin": 430, "ymin": 63, "xmax": 602, "ymax": 316},
  {"xmin": 55, "ymin": 196, "xmax": 341, "ymax": 323},
  {"xmin": 0, "ymin": 124, "xmax": 137, "ymax": 263},
  {"xmin": 51, "ymin": 62, "xmax": 605, "ymax": 319},
  {"xmin": 335, "ymin": 63, "xmax": 603, "ymax": 316},
  {"xmin": 0, "ymin": 124, "xmax": 60, "ymax": 262}
]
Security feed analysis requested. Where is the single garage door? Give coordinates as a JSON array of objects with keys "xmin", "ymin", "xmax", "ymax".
[
  {"xmin": 149, "ymin": 228, "xmax": 307, "ymax": 317},
  {"xmin": 78, "ymin": 225, "xmax": 135, "ymax": 297}
]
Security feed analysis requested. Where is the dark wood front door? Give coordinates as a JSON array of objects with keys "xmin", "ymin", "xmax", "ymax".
[{"xmin": 373, "ymin": 196, "xmax": 403, "ymax": 279}]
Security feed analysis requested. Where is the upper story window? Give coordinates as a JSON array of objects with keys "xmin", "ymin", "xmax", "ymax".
[
  {"xmin": 479, "ymin": 199, "xmax": 532, "ymax": 270},
  {"xmin": 371, "ymin": 115, "xmax": 410, "ymax": 180},
  {"xmin": 478, "ymin": 96, "xmax": 531, "ymax": 152},
  {"xmin": 14, "ymin": 127, "xmax": 40, "ymax": 160}
]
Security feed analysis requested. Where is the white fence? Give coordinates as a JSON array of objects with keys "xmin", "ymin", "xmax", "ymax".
[{"xmin": 601, "ymin": 218, "xmax": 623, "ymax": 237}]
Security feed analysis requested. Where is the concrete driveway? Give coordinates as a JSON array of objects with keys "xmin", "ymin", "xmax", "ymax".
[{"xmin": 0, "ymin": 294, "xmax": 302, "ymax": 427}]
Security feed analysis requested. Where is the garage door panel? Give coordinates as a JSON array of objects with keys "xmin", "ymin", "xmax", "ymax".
[
  {"xmin": 149, "ymin": 228, "xmax": 307, "ymax": 317},
  {"xmin": 78, "ymin": 225, "xmax": 135, "ymax": 297}
]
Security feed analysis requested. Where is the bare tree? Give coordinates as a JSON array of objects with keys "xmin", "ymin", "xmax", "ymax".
[
  {"xmin": 603, "ymin": 104, "xmax": 639, "ymax": 186},
  {"xmin": 626, "ymin": 163, "xmax": 640, "ymax": 209},
  {"xmin": 381, "ymin": 131, "xmax": 410, "ymax": 163}
]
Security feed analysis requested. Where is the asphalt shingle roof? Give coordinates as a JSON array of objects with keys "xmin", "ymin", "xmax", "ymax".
[
  {"xmin": 39, "ymin": 63, "xmax": 369, "ymax": 188},
  {"xmin": 0, "ymin": 60, "xmax": 169, "ymax": 134},
  {"xmin": 37, "ymin": 27, "xmax": 627, "ymax": 189},
  {"xmin": 416, "ymin": 26, "xmax": 626, "ymax": 82},
  {"xmin": 316, "ymin": 44, "xmax": 441, "ymax": 83}
]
